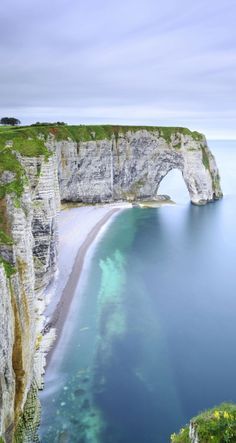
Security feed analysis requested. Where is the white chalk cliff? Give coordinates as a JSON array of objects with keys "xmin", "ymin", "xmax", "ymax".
[{"xmin": 0, "ymin": 125, "xmax": 222, "ymax": 442}]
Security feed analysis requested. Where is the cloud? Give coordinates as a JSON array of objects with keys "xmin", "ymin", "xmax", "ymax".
[{"xmin": 0, "ymin": 0, "xmax": 235, "ymax": 138}]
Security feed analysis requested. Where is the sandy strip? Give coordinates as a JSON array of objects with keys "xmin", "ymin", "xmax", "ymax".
[{"xmin": 44, "ymin": 206, "xmax": 121, "ymax": 366}]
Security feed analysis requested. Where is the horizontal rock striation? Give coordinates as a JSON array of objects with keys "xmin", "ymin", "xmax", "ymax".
[
  {"xmin": 53, "ymin": 129, "xmax": 222, "ymax": 205},
  {"xmin": 0, "ymin": 146, "xmax": 60, "ymax": 442},
  {"xmin": 0, "ymin": 125, "xmax": 222, "ymax": 442}
]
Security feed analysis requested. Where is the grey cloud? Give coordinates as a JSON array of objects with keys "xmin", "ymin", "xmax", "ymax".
[{"xmin": 0, "ymin": 0, "xmax": 235, "ymax": 137}]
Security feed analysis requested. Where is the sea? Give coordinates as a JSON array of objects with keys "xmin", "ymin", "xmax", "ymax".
[{"xmin": 39, "ymin": 140, "xmax": 236, "ymax": 443}]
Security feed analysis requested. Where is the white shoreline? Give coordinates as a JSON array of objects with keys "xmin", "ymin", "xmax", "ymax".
[
  {"xmin": 38, "ymin": 203, "xmax": 133, "ymax": 377},
  {"xmin": 43, "ymin": 203, "xmax": 131, "ymax": 321}
]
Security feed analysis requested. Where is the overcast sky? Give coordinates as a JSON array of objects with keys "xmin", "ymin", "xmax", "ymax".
[{"xmin": 0, "ymin": 0, "xmax": 235, "ymax": 138}]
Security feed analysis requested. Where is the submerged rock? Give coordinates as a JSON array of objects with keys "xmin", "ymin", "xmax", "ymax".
[{"xmin": 74, "ymin": 388, "xmax": 86, "ymax": 397}]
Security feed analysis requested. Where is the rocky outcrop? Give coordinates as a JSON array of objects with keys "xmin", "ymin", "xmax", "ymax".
[
  {"xmin": 54, "ymin": 129, "xmax": 222, "ymax": 205},
  {"xmin": 189, "ymin": 422, "xmax": 199, "ymax": 443},
  {"xmin": 0, "ymin": 126, "xmax": 222, "ymax": 442}
]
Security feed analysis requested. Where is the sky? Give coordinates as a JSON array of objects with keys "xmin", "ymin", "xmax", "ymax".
[{"xmin": 0, "ymin": 0, "xmax": 235, "ymax": 138}]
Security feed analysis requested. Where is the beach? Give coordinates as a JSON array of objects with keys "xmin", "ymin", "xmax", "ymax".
[{"xmin": 43, "ymin": 204, "xmax": 130, "ymax": 366}]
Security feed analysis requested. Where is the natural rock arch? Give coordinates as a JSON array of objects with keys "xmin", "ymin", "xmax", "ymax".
[
  {"xmin": 57, "ymin": 130, "xmax": 222, "ymax": 206},
  {"xmin": 148, "ymin": 147, "xmax": 216, "ymax": 205},
  {"xmin": 157, "ymin": 168, "xmax": 189, "ymax": 202}
]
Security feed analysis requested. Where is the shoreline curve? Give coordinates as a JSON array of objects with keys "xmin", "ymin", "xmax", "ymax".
[{"xmin": 44, "ymin": 207, "xmax": 120, "ymax": 367}]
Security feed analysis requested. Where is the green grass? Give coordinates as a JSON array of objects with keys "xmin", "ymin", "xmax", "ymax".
[
  {"xmin": 0, "ymin": 127, "xmax": 50, "ymax": 157},
  {"xmin": 158, "ymin": 126, "xmax": 203, "ymax": 143},
  {"xmin": 0, "ymin": 124, "xmax": 54, "ymax": 202},
  {"xmin": 0, "ymin": 124, "xmax": 204, "ymax": 145},
  {"xmin": 201, "ymin": 146, "xmax": 210, "ymax": 171},
  {"xmin": 0, "ymin": 149, "xmax": 26, "ymax": 200},
  {"xmin": 0, "ymin": 230, "xmax": 13, "ymax": 245},
  {"xmin": 0, "ymin": 125, "xmax": 17, "ymax": 131},
  {"xmin": 193, "ymin": 403, "xmax": 236, "ymax": 443},
  {"xmin": 0, "ymin": 256, "xmax": 16, "ymax": 278},
  {"xmin": 171, "ymin": 426, "xmax": 190, "ymax": 443},
  {"xmin": 171, "ymin": 403, "xmax": 236, "ymax": 443}
]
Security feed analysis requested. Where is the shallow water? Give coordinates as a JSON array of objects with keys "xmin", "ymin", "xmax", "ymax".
[{"xmin": 40, "ymin": 141, "xmax": 236, "ymax": 442}]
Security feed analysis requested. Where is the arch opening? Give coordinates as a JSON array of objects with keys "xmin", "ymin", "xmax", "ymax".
[{"xmin": 157, "ymin": 168, "xmax": 190, "ymax": 204}]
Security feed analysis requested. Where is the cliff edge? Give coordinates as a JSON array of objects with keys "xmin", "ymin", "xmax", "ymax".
[{"xmin": 171, "ymin": 403, "xmax": 236, "ymax": 442}]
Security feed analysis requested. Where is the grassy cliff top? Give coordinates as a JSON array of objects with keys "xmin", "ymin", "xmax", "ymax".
[
  {"xmin": 0, "ymin": 124, "xmax": 204, "ymax": 197},
  {"xmin": 0, "ymin": 125, "xmax": 204, "ymax": 188},
  {"xmin": 0, "ymin": 123, "xmax": 204, "ymax": 147},
  {"xmin": 171, "ymin": 403, "xmax": 236, "ymax": 443}
]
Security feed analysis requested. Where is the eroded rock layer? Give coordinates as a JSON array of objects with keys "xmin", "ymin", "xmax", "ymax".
[{"xmin": 54, "ymin": 129, "xmax": 222, "ymax": 205}]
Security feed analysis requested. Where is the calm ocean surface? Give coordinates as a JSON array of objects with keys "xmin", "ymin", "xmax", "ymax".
[{"xmin": 40, "ymin": 140, "xmax": 236, "ymax": 443}]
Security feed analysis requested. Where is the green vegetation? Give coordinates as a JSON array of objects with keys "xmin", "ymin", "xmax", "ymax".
[
  {"xmin": 0, "ymin": 230, "xmax": 13, "ymax": 245},
  {"xmin": 0, "ymin": 124, "xmax": 204, "ymax": 145},
  {"xmin": 158, "ymin": 126, "xmax": 203, "ymax": 143},
  {"xmin": 0, "ymin": 257, "xmax": 16, "ymax": 278},
  {"xmin": 0, "ymin": 125, "xmax": 18, "ymax": 131},
  {"xmin": 0, "ymin": 124, "xmax": 53, "ymax": 220},
  {"xmin": 171, "ymin": 426, "xmax": 190, "ymax": 443},
  {"xmin": 0, "ymin": 149, "xmax": 26, "ymax": 200},
  {"xmin": 200, "ymin": 147, "xmax": 222, "ymax": 196},
  {"xmin": 31, "ymin": 121, "xmax": 66, "ymax": 126},
  {"xmin": 174, "ymin": 142, "xmax": 182, "ymax": 149},
  {"xmin": 171, "ymin": 403, "xmax": 236, "ymax": 443},
  {"xmin": 201, "ymin": 146, "xmax": 210, "ymax": 171},
  {"xmin": 0, "ymin": 117, "xmax": 21, "ymax": 126},
  {"xmin": 213, "ymin": 172, "xmax": 222, "ymax": 194},
  {"xmin": 0, "ymin": 127, "xmax": 50, "ymax": 157}
]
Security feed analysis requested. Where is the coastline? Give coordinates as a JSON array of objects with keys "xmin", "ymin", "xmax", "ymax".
[{"xmin": 43, "ymin": 205, "xmax": 126, "ymax": 367}]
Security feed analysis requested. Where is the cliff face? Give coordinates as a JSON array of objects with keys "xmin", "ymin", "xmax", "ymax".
[
  {"xmin": 54, "ymin": 129, "xmax": 222, "ymax": 205},
  {"xmin": 0, "ymin": 125, "xmax": 222, "ymax": 442},
  {"xmin": 0, "ymin": 148, "xmax": 59, "ymax": 441}
]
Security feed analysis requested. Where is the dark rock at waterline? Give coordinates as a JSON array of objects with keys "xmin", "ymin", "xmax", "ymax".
[
  {"xmin": 156, "ymin": 194, "xmax": 171, "ymax": 201},
  {"xmin": 81, "ymin": 398, "xmax": 90, "ymax": 410},
  {"xmin": 70, "ymin": 417, "xmax": 80, "ymax": 425},
  {"xmin": 74, "ymin": 388, "xmax": 86, "ymax": 396},
  {"xmin": 81, "ymin": 376, "xmax": 90, "ymax": 384},
  {"xmin": 58, "ymin": 430, "xmax": 70, "ymax": 443}
]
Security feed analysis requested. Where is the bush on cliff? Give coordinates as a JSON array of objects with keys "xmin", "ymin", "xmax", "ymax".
[
  {"xmin": 0, "ymin": 117, "xmax": 21, "ymax": 126},
  {"xmin": 171, "ymin": 403, "xmax": 236, "ymax": 443}
]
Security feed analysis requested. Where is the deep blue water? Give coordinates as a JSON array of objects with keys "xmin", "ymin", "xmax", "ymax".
[{"xmin": 40, "ymin": 141, "xmax": 236, "ymax": 443}]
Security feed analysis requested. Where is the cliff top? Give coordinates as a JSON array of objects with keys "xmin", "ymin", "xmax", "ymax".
[
  {"xmin": 0, "ymin": 123, "xmax": 204, "ymax": 198},
  {"xmin": 171, "ymin": 403, "xmax": 236, "ymax": 443},
  {"xmin": 0, "ymin": 123, "xmax": 204, "ymax": 150}
]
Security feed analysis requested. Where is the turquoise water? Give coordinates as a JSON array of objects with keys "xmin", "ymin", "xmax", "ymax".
[{"xmin": 40, "ymin": 141, "xmax": 236, "ymax": 442}]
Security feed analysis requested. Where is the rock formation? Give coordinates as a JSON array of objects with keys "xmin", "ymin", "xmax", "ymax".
[
  {"xmin": 0, "ymin": 125, "xmax": 222, "ymax": 442},
  {"xmin": 55, "ymin": 127, "xmax": 222, "ymax": 205}
]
